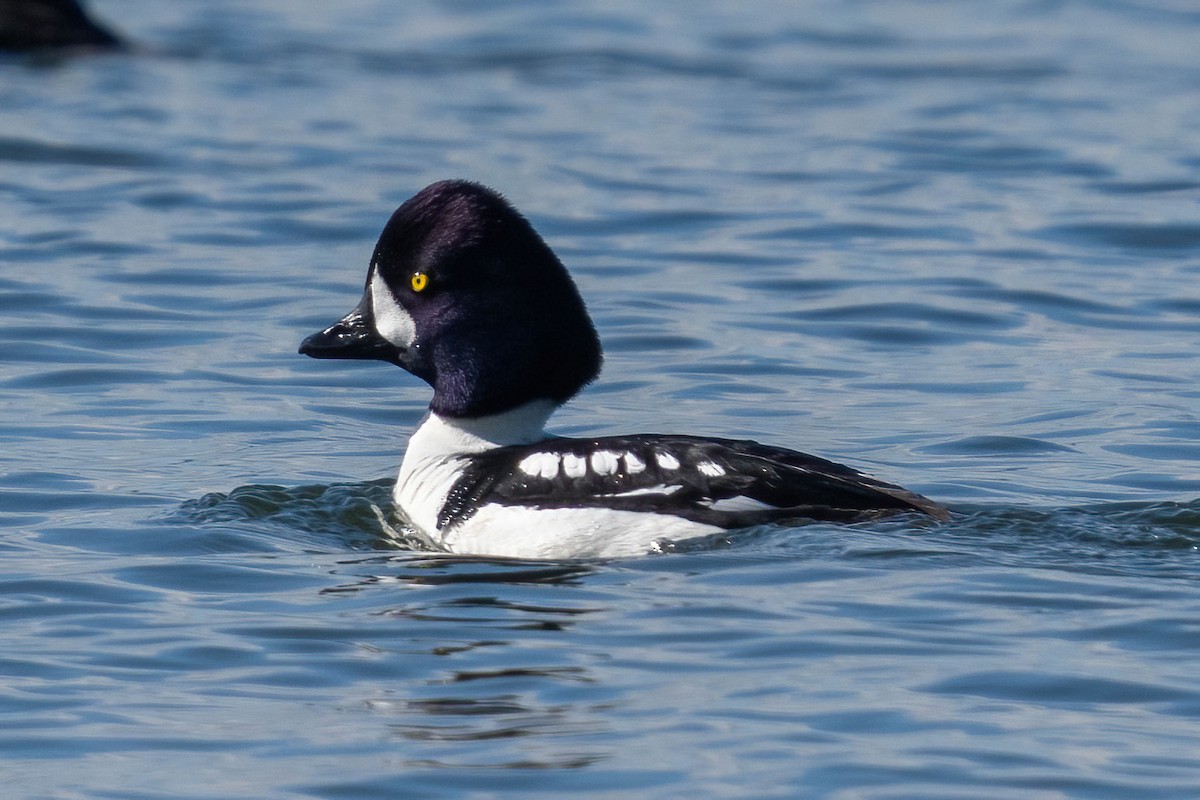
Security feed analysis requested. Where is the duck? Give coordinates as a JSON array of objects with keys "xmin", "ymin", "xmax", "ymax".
[
  {"xmin": 0, "ymin": 0, "xmax": 122, "ymax": 52},
  {"xmin": 300, "ymin": 179, "xmax": 948, "ymax": 559}
]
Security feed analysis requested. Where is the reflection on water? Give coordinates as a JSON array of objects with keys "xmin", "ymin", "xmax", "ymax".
[
  {"xmin": 326, "ymin": 555, "xmax": 610, "ymax": 771},
  {"xmin": 326, "ymin": 554, "xmax": 599, "ymax": 588}
]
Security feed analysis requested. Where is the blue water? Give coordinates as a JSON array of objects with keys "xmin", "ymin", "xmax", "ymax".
[{"xmin": 3, "ymin": 1, "xmax": 1200, "ymax": 797}]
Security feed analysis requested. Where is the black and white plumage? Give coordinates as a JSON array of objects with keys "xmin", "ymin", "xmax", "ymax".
[
  {"xmin": 300, "ymin": 179, "xmax": 948, "ymax": 559},
  {"xmin": 440, "ymin": 435, "xmax": 939, "ymax": 531}
]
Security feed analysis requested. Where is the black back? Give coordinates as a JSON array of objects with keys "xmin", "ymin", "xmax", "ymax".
[{"xmin": 439, "ymin": 434, "xmax": 949, "ymax": 531}]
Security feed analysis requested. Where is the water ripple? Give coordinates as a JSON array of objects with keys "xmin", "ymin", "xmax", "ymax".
[
  {"xmin": 6, "ymin": 0, "xmax": 1200, "ymax": 797},
  {"xmin": 0, "ymin": 135, "xmax": 162, "ymax": 168},
  {"xmin": 1037, "ymin": 222, "xmax": 1200, "ymax": 253}
]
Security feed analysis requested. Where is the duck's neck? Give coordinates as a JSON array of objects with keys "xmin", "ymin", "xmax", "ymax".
[{"xmin": 409, "ymin": 399, "xmax": 558, "ymax": 457}]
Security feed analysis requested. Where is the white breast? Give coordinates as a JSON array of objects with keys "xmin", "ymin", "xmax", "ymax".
[{"xmin": 391, "ymin": 403, "xmax": 552, "ymax": 548}]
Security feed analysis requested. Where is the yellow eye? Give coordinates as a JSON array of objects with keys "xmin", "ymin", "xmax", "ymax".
[{"xmin": 410, "ymin": 272, "xmax": 429, "ymax": 293}]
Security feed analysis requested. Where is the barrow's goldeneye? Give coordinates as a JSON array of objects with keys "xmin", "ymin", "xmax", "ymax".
[{"xmin": 300, "ymin": 179, "xmax": 948, "ymax": 559}]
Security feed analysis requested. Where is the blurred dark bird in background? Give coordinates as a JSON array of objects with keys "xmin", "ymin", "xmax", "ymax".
[{"xmin": 0, "ymin": 0, "xmax": 121, "ymax": 51}]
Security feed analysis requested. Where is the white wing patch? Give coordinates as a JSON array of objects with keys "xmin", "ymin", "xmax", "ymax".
[
  {"xmin": 517, "ymin": 447, "xmax": 721, "ymax": 483},
  {"xmin": 518, "ymin": 452, "xmax": 561, "ymax": 479},
  {"xmin": 517, "ymin": 449, "xmax": 680, "ymax": 481},
  {"xmin": 590, "ymin": 450, "xmax": 620, "ymax": 476},
  {"xmin": 561, "ymin": 453, "xmax": 587, "ymax": 479}
]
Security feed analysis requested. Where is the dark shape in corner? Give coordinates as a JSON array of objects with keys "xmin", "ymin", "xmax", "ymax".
[{"xmin": 0, "ymin": 0, "xmax": 122, "ymax": 52}]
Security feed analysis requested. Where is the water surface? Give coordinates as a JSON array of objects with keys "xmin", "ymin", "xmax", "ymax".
[{"xmin": 2, "ymin": 1, "xmax": 1200, "ymax": 797}]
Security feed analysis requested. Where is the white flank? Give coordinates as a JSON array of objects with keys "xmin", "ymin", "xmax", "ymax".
[
  {"xmin": 697, "ymin": 461, "xmax": 725, "ymax": 477},
  {"xmin": 656, "ymin": 451, "xmax": 680, "ymax": 470},
  {"xmin": 441, "ymin": 504, "xmax": 722, "ymax": 560}
]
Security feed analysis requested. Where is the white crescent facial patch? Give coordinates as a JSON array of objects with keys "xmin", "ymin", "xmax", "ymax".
[{"xmin": 370, "ymin": 270, "xmax": 416, "ymax": 348}]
